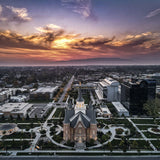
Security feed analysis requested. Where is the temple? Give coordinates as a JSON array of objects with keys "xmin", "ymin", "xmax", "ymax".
[{"xmin": 63, "ymin": 87, "xmax": 97, "ymax": 145}]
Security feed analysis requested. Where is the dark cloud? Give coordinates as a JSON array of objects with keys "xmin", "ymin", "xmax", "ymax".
[
  {"xmin": 69, "ymin": 37, "xmax": 114, "ymax": 51},
  {"xmin": 0, "ymin": 5, "xmax": 31, "ymax": 24},
  {"xmin": 0, "ymin": 25, "xmax": 65, "ymax": 50},
  {"xmin": 0, "ymin": 30, "xmax": 47, "ymax": 50}
]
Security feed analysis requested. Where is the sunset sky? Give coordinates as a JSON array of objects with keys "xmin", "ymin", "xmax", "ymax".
[{"xmin": 0, "ymin": 0, "xmax": 160, "ymax": 65}]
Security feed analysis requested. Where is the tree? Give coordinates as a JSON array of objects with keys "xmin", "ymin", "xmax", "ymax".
[
  {"xmin": 143, "ymin": 99, "xmax": 160, "ymax": 117},
  {"xmin": 17, "ymin": 114, "xmax": 21, "ymax": 121},
  {"xmin": 10, "ymin": 115, "xmax": 13, "ymax": 120},
  {"xmin": 108, "ymin": 142, "xmax": 113, "ymax": 152},
  {"xmin": 119, "ymin": 137, "xmax": 129, "ymax": 152},
  {"xmin": 30, "ymin": 122, "xmax": 33, "ymax": 128},
  {"xmin": 35, "ymin": 114, "xmax": 37, "ymax": 120},
  {"xmin": 26, "ymin": 113, "xmax": 30, "ymax": 120},
  {"xmin": 132, "ymin": 140, "xmax": 138, "ymax": 149},
  {"xmin": 3, "ymin": 131, "xmax": 6, "ymax": 135},
  {"xmin": 1, "ymin": 114, "xmax": 5, "ymax": 121},
  {"xmin": 89, "ymin": 139, "xmax": 95, "ymax": 146}
]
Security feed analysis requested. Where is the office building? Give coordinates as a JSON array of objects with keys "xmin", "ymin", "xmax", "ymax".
[{"xmin": 121, "ymin": 79, "xmax": 156, "ymax": 114}]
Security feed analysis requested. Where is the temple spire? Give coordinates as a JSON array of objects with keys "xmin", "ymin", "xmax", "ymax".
[{"xmin": 77, "ymin": 82, "xmax": 84, "ymax": 102}]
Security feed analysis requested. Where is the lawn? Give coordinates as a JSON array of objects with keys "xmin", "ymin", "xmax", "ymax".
[
  {"xmin": 53, "ymin": 108, "xmax": 65, "ymax": 118},
  {"xmin": 0, "ymin": 140, "xmax": 31, "ymax": 150},
  {"xmin": 97, "ymin": 118, "xmax": 129, "ymax": 125},
  {"xmin": 2, "ymin": 132, "xmax": 36, "ymax": 139},
  {"xmin": 136, "ymin": 125, "xmax": 158, "ymax": 130},
  {"xmin": 101, "ymin": 139, "xmax": 151, "ymax": 151},
  {"xmin": 37, "ymin": 139, "xmax": 64, "ymax": 150},
  {"xmin": 151, "ymin": 141, "xmax": 160, "ymax": 150},
  {"xmin": 17, "ymin": 124, "xmax": 40, "ymax": 130},
  {"xmin": 48, "ymin": 119, "xmax": 64, "ymax": 125},
  {"xmin": 143, "ymin": 131, "xmax": 160, "ymax": 138},
  {"xmin": 131, "ymin": 119, "xmax": 155, "ymax": 124}
]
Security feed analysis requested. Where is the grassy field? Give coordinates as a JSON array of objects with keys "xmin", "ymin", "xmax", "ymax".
[
  {"xmin": 2, "ymin": 132, "xmax": 36, "ymax": 139},
  {"xmin": 131, "ymin": 119, "xmax": 156, "ymax": 124},
  {"xmin": 53, "ymin": 108, "xmax": 65, "ymax": 118},
  {"xmin": 136, "ymin": 125, "xmax": 158, "ymax": 130}
]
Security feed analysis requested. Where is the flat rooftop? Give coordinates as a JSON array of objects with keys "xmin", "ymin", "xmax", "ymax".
[
  {"xmin": 112, "ymin": 102, "xmax": 128, "ymax": 113},
  {"xmin": 99, "ymin": 77, "xmax": 119, "ymax": 87},
  {"xmin": 0, "ymin": 103, "xmax": 32, "ymax": 113},
  {"xmin": 101, "ymin": 105, "xmax": 111, "ymax": 114},
  {"xmin": 95, "ymin": 90, "xmax": 103, "ymax": 100},
  {"xmin": 33, "ymin": 86, "xmax": 58, "ymax": 93}
]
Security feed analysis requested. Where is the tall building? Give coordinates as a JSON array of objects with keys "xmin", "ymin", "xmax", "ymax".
[
  {"xmin": 95, "ymin": 77, "xmax": 119, "ymax": 102},
  {"xmin": 63, "ymin": 87, "xmax": 97, "ymax": 146},
  {"xmin": 121, "ymin": 79, "xmax": 156, "ymax": 114}
]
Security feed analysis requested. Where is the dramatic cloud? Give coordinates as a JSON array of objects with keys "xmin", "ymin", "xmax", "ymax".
[
  {"xmin": 146, "ymin": 8, "xmax": 160, "ymax": 18},
  {"xmin": 0, "ymin": 30, "xmax": 48, "ymax": 50},
  {"xmin": 0, "ymin": 26, "xmax": 160, "ymax": 64},
  {"xmin": 61, "ymin": 0, "xmax": 97, "ymax": 20},
  {"xmin": 0, "ymin": 5, "xmax": 31, "ymax": 23},
  {"xmin": 35, "ymin": 24, "xmax": 61, "ymax": 33}
]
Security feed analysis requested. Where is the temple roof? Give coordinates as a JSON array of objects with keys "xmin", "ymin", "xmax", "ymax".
[
  {"xmin": 86, "ymin": 103, "xmax": 97, "ymax": 124},
  {"xmin": 64, "ymin": 96, "xmax": 97, "ymax": 127},
  {"xmin": 70, "ymin": 111, "xmax": 90, "ymax": 128},
  {"xmin": 64, "ymin": 108, "xmax": 74, "ymax": 124}
]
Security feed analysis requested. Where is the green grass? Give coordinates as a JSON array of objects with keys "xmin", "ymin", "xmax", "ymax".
[
  {"xmin": 53, "ymin": 108, "xmax": 65, "ymax": 118},
  {"xmin": 17, "ymin": 124, "xmax": 40, "ymax": 130},
  {"xmin": 97, "ymin": 118, "xmax": 129, "ymax": 125},
  {"xmin": 143, "ymin": 132, "xmax": 160, "ymax": 138},
  {"xmin": 151, "ymin": 141, "xmax": 160, "ymax": 150},
  {"xmin": 100, "ymin": 139, "xmax": 151, "ymax": 151},
  {"xmin": 106, "ymin": 103, "xmax": 118, "ymax": 117},
  {"xmin": 0, "ymin": 118, "xmax": 45, "ymax": 123},
  {"xmin": 0, "ymin": 140, "xmax": 31, "ymax": 150},
  {"xmin": 52, "ymin": 132, "xmax": 63, "ymax": 143},
  {"xmin": 130, "ymin": 140, "xmax": 151, "ymax": 150},
  {"xmin": 2, "ymin": 132, "xmax": 36, "ymax": 139},
  {"xmin": 132, "ymin": 119, "xmax": 155, "ymax": 124},
  {"xmin": 136, "ymin": 125, "xmax": 158, "ymax": 130},
  {"xmin": 47, "ymin": 119, "xmax": 64, "ymax": 126},
  {"xmin": 37, "ymin": 140, "xmax": 64, "ymax": 150}
]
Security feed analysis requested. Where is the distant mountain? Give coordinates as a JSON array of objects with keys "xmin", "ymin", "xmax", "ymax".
[
  {"xmin": 62, "ymin": 58, "xmax": 129, "ymax": 62},
  {"xmin": 53, "ymin": 57, "xmax": 131, "ymax": 65}
]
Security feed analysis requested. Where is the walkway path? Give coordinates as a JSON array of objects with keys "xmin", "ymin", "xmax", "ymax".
[
  {"xmin": 127, "ymin": 118, "xmax": 157, "ymax": 152},
  {"xmin": 24, "ymin": 107, "xmax": 57, "ymax": 152}
]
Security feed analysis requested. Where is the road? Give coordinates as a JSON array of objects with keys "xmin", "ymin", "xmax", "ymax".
[
  {"xmin": 58, "ymin": 75, "xmax": 74, "ymax": 103},
  {"xmin": 1, "ymin": 156, "xmax": 160, "ymax": 160}
]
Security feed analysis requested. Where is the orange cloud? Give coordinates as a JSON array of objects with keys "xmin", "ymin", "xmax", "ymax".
[{"xmin": 0, "ymin": 26, "xmax": 160, "ymax": 64}]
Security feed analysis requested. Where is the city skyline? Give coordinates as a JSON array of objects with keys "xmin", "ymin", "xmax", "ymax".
[{"xmin": 0, "ymin": 0, "xmax": 160, "ymax": 65}]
